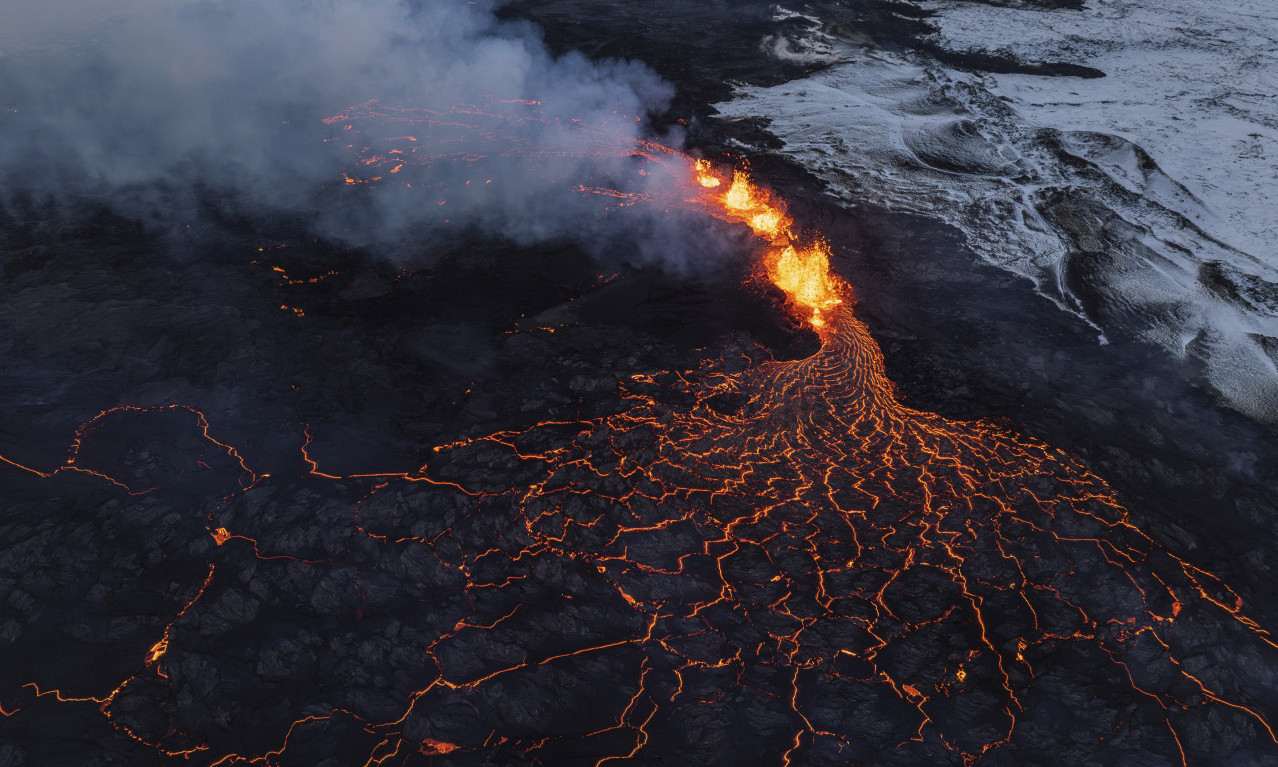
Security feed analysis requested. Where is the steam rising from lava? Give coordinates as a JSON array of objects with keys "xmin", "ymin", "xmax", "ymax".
[{"xmin": 0, "ymin": 0, "xmax": 678, "ymax": 262}]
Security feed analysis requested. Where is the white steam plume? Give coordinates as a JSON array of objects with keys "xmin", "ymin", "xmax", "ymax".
[{"xmin": 0, "ymin": 0, "xmax": 730, "ymax": 271}]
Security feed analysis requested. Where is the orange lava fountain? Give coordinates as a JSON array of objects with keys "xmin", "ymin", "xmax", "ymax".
[{"xmin": 696, "ymin": 164, "xmax": 842, "ymax": 328}]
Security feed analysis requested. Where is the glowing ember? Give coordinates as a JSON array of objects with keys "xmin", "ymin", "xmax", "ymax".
[{"xmin": 419, "ymin": 739, "xmax": 461, "ymax": 755}]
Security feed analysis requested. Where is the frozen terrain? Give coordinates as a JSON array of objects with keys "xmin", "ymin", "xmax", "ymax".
[
  {"xmin": 924, "ymin": 0, "xmax": 1278, "ymax": 262},
  {"xmin": 719, "ymin": 1, "xmax": 1278, "ymax": 420}
]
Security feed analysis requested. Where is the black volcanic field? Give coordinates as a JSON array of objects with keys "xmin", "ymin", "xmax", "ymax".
[{"xmin": 3, "ymin": 1, "xmax": 1278, "ymax": 765}]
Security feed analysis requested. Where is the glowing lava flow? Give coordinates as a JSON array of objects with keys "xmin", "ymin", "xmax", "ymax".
[{"xmin": 3, "ymin": 108, "xmax": 1278, "ymax": 766}]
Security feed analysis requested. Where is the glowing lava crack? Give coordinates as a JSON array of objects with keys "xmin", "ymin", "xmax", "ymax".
[{"xmin": 2, "ymin": 109, "xmax": 1277, "ymax": 766}]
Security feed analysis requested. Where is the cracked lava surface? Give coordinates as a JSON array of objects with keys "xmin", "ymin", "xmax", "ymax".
[{"xmin": 2, "ymin": 108, "xmax": 1277, "ymax": 766}]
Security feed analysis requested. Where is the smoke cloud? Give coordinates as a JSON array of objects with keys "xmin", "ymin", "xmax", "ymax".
[{"xmin": 0, "ymin": 0, "xmax": 729, "ymax": 271}]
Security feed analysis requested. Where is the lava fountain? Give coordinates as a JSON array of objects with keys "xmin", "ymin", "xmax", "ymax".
[{"xmin": 696, "ymin": 164, "xmax": 842, "ymax": 329}]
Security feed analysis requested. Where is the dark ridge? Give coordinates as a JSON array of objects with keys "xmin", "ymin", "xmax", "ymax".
[
  {"xmin": 1201, "ymin": 259, "xmax": 1278, "ymax": 313},
  {"xmin": 917, "ymin": 44, "xmax": 1106, "ymax": 78},
  {"xmin": 946, "ymin": 0, "xmax": 1087, "ymax": 10}
]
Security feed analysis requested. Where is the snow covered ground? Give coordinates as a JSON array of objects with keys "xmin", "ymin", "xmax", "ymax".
[
  {"xmin": 718, "ymin": 1, "xmax": 1278, "ymax": 421},
  {"xmin": 923, "ymin": 0, "xmax": 1278, "ymax": 263}
]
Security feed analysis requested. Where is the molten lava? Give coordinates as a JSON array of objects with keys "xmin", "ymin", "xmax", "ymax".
[
  {"xmin": 697, "ymin": 167, "xmax": 842, "ymax": 328},
  {"xmin": 3, "ymin": 102, "xmax": 1276, "ymax": 766}
]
